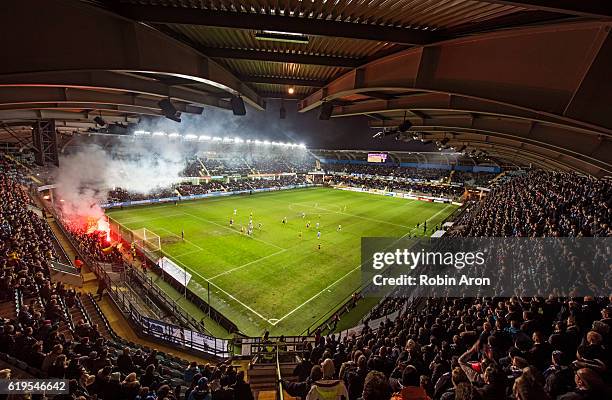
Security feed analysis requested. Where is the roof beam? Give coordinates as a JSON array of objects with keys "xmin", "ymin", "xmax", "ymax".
[
  {"xmin": 300, "ymin": 21, "xmax": 612, "ymax": 134},
  {"xmin": 0, "ymin": 0, "xmax": 265, "ymax": 110},
  {"xmin": 332, "ymin": 92, "xmax": 610, "ymax": 134},
  {"xmin": 0, "ymin": 110, "xmax": 140, "ymax": 124},
  {"xmin": 0, "ymin": 71, "xmax": 232, "ymax": 109},
  {"xmin": 479, "ymin": 1, "xmax": 612, "ymax": 18},
  {"xmin": 417, "ymin": 132, "xmax": 606, "ymax": 175},
  {"xmin": 369, "ymin": 116, "xmax": 612, "ymax": 171},
  {"xmin": 116, "ymin": 5, "xmax": 438, "ymax": 45},
  {"xmin": 237, "ymin": 75, "xmax": 326, "ymax": 87},
  {"xmin": 199, "ymin": 47, "xmax": 361, "ymax": 68},
  {"xmin": 0, "ymin": 87, "xmax": 204, "ymax": 115}
]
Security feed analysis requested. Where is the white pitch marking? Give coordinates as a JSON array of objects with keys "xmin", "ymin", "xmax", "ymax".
[
  {"xmin": 178, "ymin": 210, "xmax": 285, "ymax": 250},
  {"xmin": 167, "ymin": 255, "xmax": 272, "ymax": 324},
  {"xmin": 158, "ymin": 227, "xmax": 205, "ymax": 251},
  {"xmin": 117, "ymin": 213, "xmax": 185, "ymax": 225},
  {"xmin": 209, "ymin": 249, "xmax": 288, "ymax": 281},
  {"xmin": 270, "ymin": 203, "xmax": 454, "ymax": 326}
]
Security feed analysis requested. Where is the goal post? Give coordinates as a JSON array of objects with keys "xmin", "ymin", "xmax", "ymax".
[{"xmin": 132, "ymin": 227, "xmax": 162, "ymax": 260}]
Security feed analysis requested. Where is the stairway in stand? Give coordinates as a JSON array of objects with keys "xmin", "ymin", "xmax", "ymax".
[{"xmin": 80, "ymin": 294, "xmax": 113, "ymax": 338}]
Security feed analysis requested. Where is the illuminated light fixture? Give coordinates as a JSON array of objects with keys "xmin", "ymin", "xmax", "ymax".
[
  {"xmin": 287, "ymin": 87, "xmax": 295, "ymax": 95},
  {"xmin": 223, "ymin": 137, "xmax": 233, "ymax": 143},
  {"xmin": 254, "ymin": 139, "xmax": 262, "ymax": 144},
  {"xmin": 199, "ymin": 135, "xmax": 211, "ymax": 141},
  {"xmin": 263, "ymin": 140, "xmax": 271, "ymax": 145},
  {"xmin": 255, "ymin": 30, "xmax": 309, "ymax": 44},
  {"xmin": 299, "ymin": 143, "xmax": 306, "ymax": 148},
  {"xmin": 134, "ymin": 130, "xmax": 150, "ymax": 136},
  {"xmin": 246, "ymin": 139, "xmax": 252, "ymax": 143},
  {"xmin": 184, "ymin": 134, "xmax": 198, "ymax": 140},
  {"xmin": 234, "ymin": 137, "xmax": 244, "ymax": 143},
  {"xmin": 168, "ymin": 132, "xmax": 180, "ymax": 138},
  {"xmin": 213, "ymin": 136, "xmax": 222, "ymax": 141},
  {"xmin": 152, "ymin": 131, "xmax": 166, "ymax": 136}
]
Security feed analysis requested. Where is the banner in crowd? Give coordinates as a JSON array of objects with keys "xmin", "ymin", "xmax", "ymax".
[
  {"xmin": 335, "ymin": 185, "xmax": 456, "ymax": 204},
  {"xmin": 101, "ymin": 184, "xmax": 316, "ymax": 209}
]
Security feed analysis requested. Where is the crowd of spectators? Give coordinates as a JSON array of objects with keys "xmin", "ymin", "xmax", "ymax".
[
  {"xmin": 285, "ymin": 295, "xmax": 611, "ymax": 400},
  {"xmin": 324, "ymin": 163, "xmax": 450, "ymax": 181},
  {"xmin": 1, "ymin": 156, "xmax": 256, "ymax": 400},
  {"xmin": 335, "ymin": 176, "xmax": 464, "ymax": 199},
  {"xmin": 450, "ymin": 171, "xmax": 494, "ymax": 187},
  {"xmin": 280, "ymin": 170, "xmax": 611, "ymax": 400},
  {"xmin": 449, "ymin": 171, "xmax": 611, "ymax": 237},
  {"xmin": 325, "ymin": 163, "xmax": 497, "ymax": 186},
  {"xmin": 107, "ymin": 175, "xmax": 310, "ymax": 203},
  {"xmin": 108, "ymin": 187, "xmax": 177, "ymax": 203},
  {"xmin": 0, "ymin": 157, "xmax": 56, "ymax": 302}
]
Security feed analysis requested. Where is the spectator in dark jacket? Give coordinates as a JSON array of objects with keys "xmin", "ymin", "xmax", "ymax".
[{"xmin": 231, "ymin": 371, "xmax": 254, "ymax": 400}]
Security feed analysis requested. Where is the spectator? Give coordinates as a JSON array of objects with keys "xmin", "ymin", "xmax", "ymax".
[
  {"xmin": 306, "ymin": 359, "xmax": 349, "ymax": 400},
  {"xmin": 390, "ymin": 365, "xmax": 430, "ymax": 400},
  {"xmin": 359, "ymin": 371, "xmax": 391, "ymax": 400}
]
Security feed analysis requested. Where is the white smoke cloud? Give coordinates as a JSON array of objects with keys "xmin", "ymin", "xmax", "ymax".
[
  {"xmin": 54, "ymin": 139, "xmax": 188, "ymax": 219},
  {"xmin": 53, "ymin": 105, "xmax": 309, "ymax": 220}
]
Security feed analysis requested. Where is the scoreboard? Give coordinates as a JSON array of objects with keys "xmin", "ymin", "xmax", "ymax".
[{"xmin": 367, "ymin": 153, "xmax": 388, "ymax": 163}]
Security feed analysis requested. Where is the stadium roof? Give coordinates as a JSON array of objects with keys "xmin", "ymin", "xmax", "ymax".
[{"xmin": 0, "ymin": 1, "xmax": 611, "ymax": 176}]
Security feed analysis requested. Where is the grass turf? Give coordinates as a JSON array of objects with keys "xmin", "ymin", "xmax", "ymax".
[{"xmin": 106, "ymin": 187, "xmax": 457, "ymax": 336}]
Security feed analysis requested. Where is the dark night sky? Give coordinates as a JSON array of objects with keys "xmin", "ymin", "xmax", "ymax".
[{"xmin": 244, "ymin": 99, "xmax": 433, "ymax": 151}]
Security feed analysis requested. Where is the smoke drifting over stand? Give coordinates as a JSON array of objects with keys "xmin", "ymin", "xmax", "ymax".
[
  {"xmin": 54, "ymin": 139, "xmax": 187, "ymax": 220},
  {"xmin": 53, "ymin": 105, "xmax": 312, "ymax": 221}
]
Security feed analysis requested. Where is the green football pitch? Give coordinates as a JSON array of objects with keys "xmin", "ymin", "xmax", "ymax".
[{"xmin": 106, "ymin": 187, "xmax": 457, "ymax": 336}]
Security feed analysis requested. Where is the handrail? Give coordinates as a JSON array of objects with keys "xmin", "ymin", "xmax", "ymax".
[
  {"xmin": 276, "ymin": 344, "xmax": 284, "ymax": 400},
  {"xmin": 49, "ymin": 209, "xmax": 232, "ymax": 358}
]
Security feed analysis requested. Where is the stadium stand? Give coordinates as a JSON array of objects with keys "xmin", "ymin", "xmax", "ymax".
[
  {"xmin": 0, "ymin": 157, "xmax": 257, "ymax": 400},
  {"xmin": 277, "ymin": 171, "xmax": 611, "ymax": 400},
  {"xmin": 1, "ymin": 1, "xmax": 611, "ymax": 398}
]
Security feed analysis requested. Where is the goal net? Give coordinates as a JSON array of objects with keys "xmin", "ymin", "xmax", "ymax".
[{"xmin": 132, "ymin": 227, "xmax": 162, "ymax": 260}]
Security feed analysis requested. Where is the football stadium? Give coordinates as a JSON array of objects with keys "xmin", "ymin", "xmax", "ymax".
[{"xmin": 1, "ymin": 1, "xmax": 611, "ymax": 400}]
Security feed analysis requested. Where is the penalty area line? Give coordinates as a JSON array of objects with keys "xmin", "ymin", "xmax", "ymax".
[{"xmin": 166, "ymin": 255, "xmax": 274, "ymax": 325}]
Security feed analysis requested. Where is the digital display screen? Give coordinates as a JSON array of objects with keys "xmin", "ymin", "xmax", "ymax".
[{"xmin": 367, "ymin": 153, "xmax": 388, "ymax": 163}]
